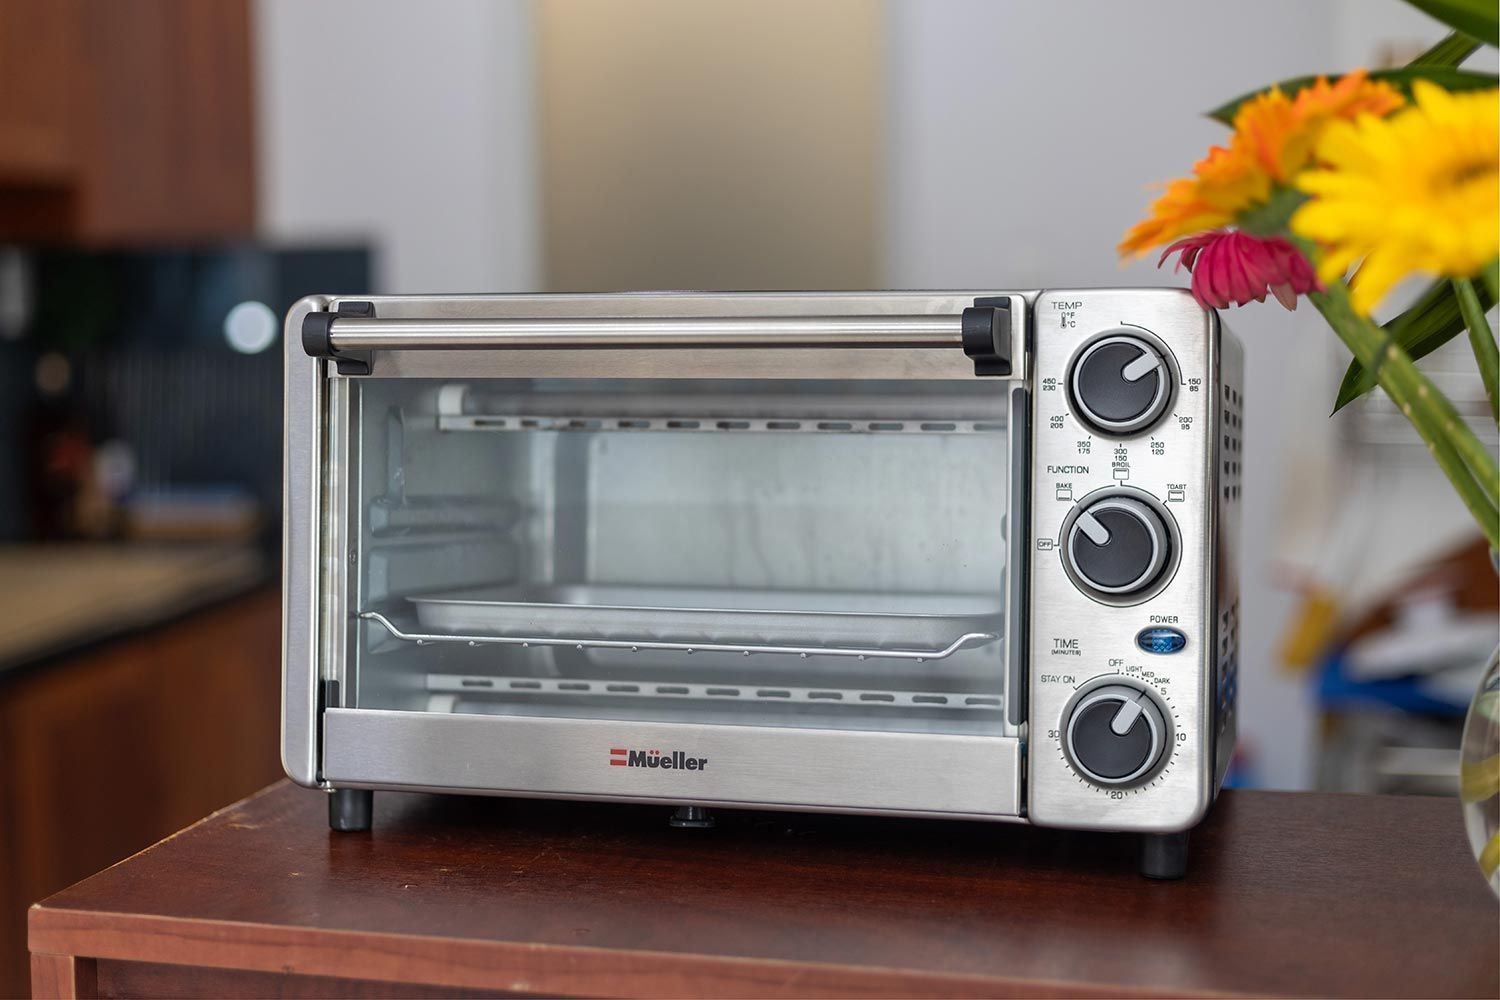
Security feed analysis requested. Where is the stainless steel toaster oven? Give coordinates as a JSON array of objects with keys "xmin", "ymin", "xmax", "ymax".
[{"xmin": 282, "ymin": 289, "xmax": 1242, "ymax": 878}]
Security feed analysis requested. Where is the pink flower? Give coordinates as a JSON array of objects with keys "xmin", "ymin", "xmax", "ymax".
[{"xmin": 1159, "ymin": 230, "xmax": 1320, "ymax": 310}]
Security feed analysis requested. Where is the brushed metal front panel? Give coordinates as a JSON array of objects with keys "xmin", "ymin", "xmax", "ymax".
[
  {"xmin": 323, "ymin": 709, "xmax": 1021, "ymax": 817},
  {"xmin": 1026, "ymin": 289, "xmax": 1219, "ymax": 832}
]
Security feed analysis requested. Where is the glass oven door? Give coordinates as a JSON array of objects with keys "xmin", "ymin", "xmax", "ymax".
[{"xmin": 349, "ymin": 376, "xmax": 1013, "ymax": 732}]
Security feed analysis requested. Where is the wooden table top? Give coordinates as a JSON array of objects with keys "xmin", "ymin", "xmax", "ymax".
[{"xmin": 30, "ymin": 781, "xmax": 1499, "ymax": 998}]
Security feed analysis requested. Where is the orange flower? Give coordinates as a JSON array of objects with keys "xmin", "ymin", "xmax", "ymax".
[
  {"xmin": 1293, "ymin": 71, "xmax": 1408, "ymax": 128},
  {"xmin": 1119, "ymin": 144, "xmax": 1269, "ymax": 256},
  {"xmin": 1119, "ymin": 70, "xmax": 1403, "ymax": 257},
  {"xmin": 1234, "ymin": 87, "xmax": 1305, "ymax": 182}
]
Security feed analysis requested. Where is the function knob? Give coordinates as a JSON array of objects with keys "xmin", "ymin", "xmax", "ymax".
[
  {"xmin": 1069, "ymin": 333, "xmax": 1173, "ymax": 435},
  {"xmin": 1064, "ymin": 683, "xmax": 1168, "ymax": 785},
  {"xmin": 1062, "ymin": 494, "xmax": 1173, "ymax": 598}
]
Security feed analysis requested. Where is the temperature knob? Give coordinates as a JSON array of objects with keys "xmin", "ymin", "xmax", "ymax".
[
  {"xmin": 1062, "ymin": 493, "xmax": 1173, "ymax": 598},
  {"xmin": 1064, "ymin": 683, "xmax": 1168, "ymax": 785},
  {"xmin": 1069, "ymin": 333, "xmax": 1173, "ymax": 435}
]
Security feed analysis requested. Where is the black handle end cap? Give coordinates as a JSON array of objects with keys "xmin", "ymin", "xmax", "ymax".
[{"xmin": 962, "ymin": 303, "xmax": 1012, "ymax": 377}]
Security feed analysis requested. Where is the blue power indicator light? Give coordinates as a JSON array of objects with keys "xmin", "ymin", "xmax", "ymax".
[{"xmin": 1137, "ymin": 627, "xmax": 1187, "ymax": 654}]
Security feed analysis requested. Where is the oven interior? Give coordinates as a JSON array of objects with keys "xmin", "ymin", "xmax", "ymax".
[{"xmin": 340, "ymin": 377, "xmax": 1014, "ymax": 737}]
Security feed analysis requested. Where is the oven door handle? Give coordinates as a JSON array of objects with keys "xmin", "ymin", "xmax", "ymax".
[{"xmin": 301, "ymin": 302, "xmax": 1012, "ymax": 376}]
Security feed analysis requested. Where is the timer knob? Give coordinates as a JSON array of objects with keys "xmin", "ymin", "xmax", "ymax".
[
  {"xmin": 1069, "ymin": 333, "xmax": 1173, "ymax": 435},
  {"xmin": 1064, "ymin": 683, "xmax": 1168, "ymax": 785},
  {"xmin": 1062, "ymin": 494, "xmax": 1173, "ymax": 598}
]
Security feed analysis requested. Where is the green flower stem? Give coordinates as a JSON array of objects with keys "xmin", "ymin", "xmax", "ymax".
[
  {"xmin": 1316, "ymin": 279, "xmax": 1497, "ymax": 492},
  {"xmin": 1309, "ymin": 279, "xmax": 1500, "ymax": 549},
  {"xmin": 1454, "ymin": 276, "xmax": 1499, "ymax": 425},
  {"xmin": 1236, "ymin": 187, "xmax": 1308, "ymax": 238}
]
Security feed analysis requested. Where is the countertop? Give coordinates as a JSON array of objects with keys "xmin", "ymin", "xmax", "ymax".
[
  {"xmin": 0, "ymin": 543, "xmax": 268, "ymax": 674},
  {"xmin": 28, "ymin": 780, "xmax": 1500, "ymax": 998}
]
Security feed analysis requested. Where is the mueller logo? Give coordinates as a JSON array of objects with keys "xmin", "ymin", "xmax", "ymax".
[{"xmin": 609, "ymin": 748, "xmax": 708, "ymax": 771}]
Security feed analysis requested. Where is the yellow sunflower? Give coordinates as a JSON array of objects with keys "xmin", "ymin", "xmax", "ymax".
[{"xmin": 1293, "ymin": 82, "xmax": 1500, "ymax": 315}]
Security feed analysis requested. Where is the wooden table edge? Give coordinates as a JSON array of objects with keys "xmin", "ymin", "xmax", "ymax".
[{"xmin": 28, "ymin": 903, "xmax": 1227, "ymax": 999}]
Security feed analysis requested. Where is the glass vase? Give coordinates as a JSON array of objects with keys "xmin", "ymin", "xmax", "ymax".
[{"xmin": 1460, "ymin": 643, "xmax": 1500, "ymax": 894}]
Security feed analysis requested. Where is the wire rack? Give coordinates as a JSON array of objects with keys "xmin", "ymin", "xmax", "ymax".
[{"xmin": 362, "ymin": 610, "xmax": 999, "ymax": 663}]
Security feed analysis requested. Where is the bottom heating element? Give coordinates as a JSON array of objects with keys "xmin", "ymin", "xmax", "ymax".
[
  {"xmin": 415, "ymin": 672, "xmax": 1007, "ymax": 736},
  {"xmin": 425, "ymin": 673, "xmax": 1004, "ymax": 710}
]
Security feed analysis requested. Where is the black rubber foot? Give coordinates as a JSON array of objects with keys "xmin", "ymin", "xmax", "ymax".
[
  {"xmin": 669, "ymin": 805, "xmax": 715, "ymax": 829},
  {"xmin": 1140, "ymin": 830, "xmax": 1190, "ymax": 879},
  {"xmin": 329, "ymin": 788, "xmax": 374, "ymax": 832}
]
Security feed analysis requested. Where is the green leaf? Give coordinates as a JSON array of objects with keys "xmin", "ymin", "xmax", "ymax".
[
  {"xmin": 1207, "ymin": 67, "xmax": 1497, "ymax": 126},
  {"xmin": 1333, "ymin": 279, "xmax": 1499, "ymax": 412},
  {"xmin": 1403, "ymin": 0, "xmax": 1499, "ymax": 47},
  {"xmin": 1482, "ymin": 259, "xmax": 1500, "ymax": 303},
  {"xmin": 1409, "ymin": 29, "xmax": 1483, "ymax": 67}
]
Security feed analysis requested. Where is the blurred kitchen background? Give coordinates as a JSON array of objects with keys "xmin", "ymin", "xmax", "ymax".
[{"xmin": 0, "ymin": 0, "xmax": 1495, "ymax": 990}]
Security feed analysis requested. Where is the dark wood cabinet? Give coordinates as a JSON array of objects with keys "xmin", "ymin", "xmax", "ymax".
[
  {"xmin": 0, "ymin": 587, "xmax": 283, "ymax": 998},
  {"xmin": 0, "ymin": 0, "xmax": 255, "ymax": 242},
  {"xmin": 0, "ymin": 0, "xmax": 78, "ymax": 185}
]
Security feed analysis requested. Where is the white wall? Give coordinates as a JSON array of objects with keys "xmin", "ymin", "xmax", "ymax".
[
  {"xmin": 252, "ymin": 0, "xmax": 539, "ymax": 293},
  {"xmin": 883, "ymin": 0, "xmax": 1449, "ymax": 789},
  {"xmin": 883, "ymin": 2, "xmax": 1346, "ymax": 291}
]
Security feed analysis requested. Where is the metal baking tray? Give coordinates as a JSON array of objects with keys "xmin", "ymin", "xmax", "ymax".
[{"xmin": 407, "ymin": 584, "xmax": 1002, "ymax": 649}]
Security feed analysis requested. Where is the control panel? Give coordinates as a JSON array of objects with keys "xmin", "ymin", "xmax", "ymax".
[{"xmin": 1027, "ymin": 290, "xmax": 1221, "ymax": 832}]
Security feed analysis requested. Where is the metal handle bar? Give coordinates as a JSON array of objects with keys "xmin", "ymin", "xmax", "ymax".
[{"xmin": 326, "ymin": 314, "xmax": 966, "ymax": 351}]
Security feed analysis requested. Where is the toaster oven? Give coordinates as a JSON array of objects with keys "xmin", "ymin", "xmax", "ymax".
[{"xmin": 283, "ymin": 289, "xmax": 1242, "ymax": 878}]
